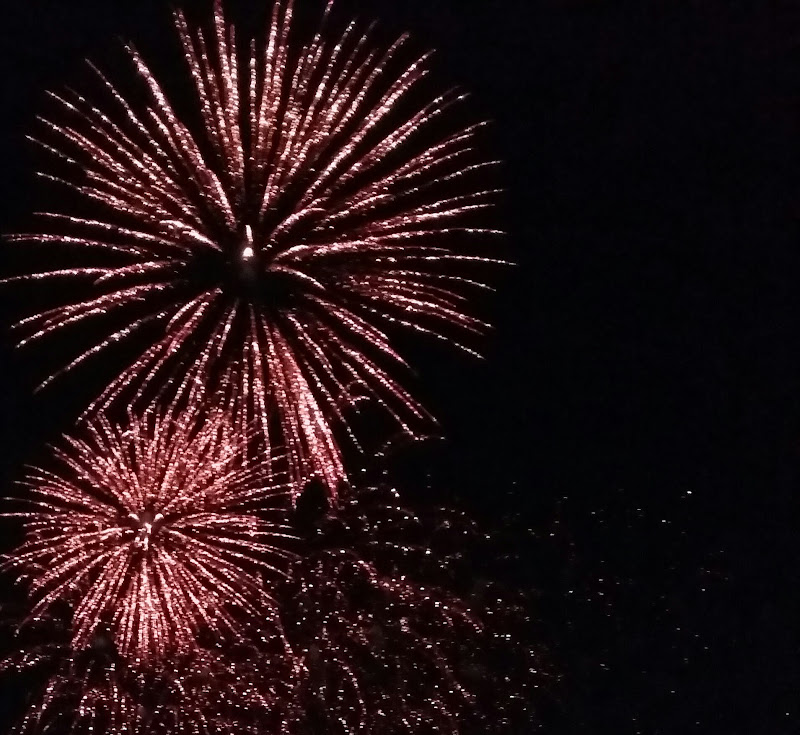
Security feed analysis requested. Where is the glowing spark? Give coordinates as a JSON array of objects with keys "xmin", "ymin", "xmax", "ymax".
[{"xmin": 7, "ymin": 0, "xmax": 502, "ymax": 499}]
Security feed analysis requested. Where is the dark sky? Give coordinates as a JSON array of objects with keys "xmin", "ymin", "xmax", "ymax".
[{"xmin": 0, "ymin": 1, "xmax": 798, "ymax": 733}]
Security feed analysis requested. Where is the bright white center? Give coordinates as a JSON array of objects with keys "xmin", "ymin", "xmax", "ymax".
[
  {"xmin": 242, "ymin": 245, "xmax": 255, "ymax": 260},
  {"xmin": 130, "ymin": 510, "xmax": 164, "ymax": 552}
]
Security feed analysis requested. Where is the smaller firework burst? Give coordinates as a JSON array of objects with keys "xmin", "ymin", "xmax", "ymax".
[{"xmin": 1, "ymin": 408, "xmax": 296, "ymax": 665}]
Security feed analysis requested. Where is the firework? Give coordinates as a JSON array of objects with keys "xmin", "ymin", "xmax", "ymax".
[
  {"xmin": 6, "ymin": 0, "xmax": 501, "ymax": 497},
  {"xmin": 278, "ymin": 485, "xmax": 540, "ymax": 734},
  {"xmin": 1, "ymin": 408, "xmax": 295, "ymax": 665},
  {"xmin": 3, "ymin": 478, "xmax": 538, "ymax": 734},
  {"xmin": 0, "ymin": 606, "xmax": 295, "ymax": 735},
  {"xmin": 282, "ymin": 549, "xmax": 478, "ymax": 734}
]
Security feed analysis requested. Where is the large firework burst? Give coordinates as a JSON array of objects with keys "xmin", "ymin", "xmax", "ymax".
[
  {"xmin": 6, "ymin": 0, "xmax": 501, "ymax": 497},
  {"xmin": 1, "ymin": 408, "xmax": 294, "ymax": 665}
]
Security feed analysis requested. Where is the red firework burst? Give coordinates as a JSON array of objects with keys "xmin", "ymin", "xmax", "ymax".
[
  {"xmin": 2, "ymin": 479, "xmax": 539, "ymax": 734},
  {"xmin": 1, "ymin": 408, "xmax": 295, "ymax": 665},
  {"xmin": 6, "ymin": 0, "xmax": 501, "ymax": 497}
]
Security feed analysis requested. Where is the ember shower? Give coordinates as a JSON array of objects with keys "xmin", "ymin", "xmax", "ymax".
[
  {"xmin": 0, "ymin": 1, "xmax": 528, "ymax": 733},
  {"xmin": 6, "ymin": 0, "xmax": 501, "ymax": 498}
]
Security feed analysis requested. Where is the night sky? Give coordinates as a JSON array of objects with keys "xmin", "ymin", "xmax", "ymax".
[{"xmin": 0, "ymin": 1, "xmax": 798, "ymax": 733}]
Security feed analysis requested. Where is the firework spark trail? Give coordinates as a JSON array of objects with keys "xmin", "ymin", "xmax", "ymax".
[
  {"xmin": 6, "ymin": 0, "xmax": 502, "ymax": 498},
  {"xmin": 1, "ymin": 408, "xmax": 296, "ymax": 665}
]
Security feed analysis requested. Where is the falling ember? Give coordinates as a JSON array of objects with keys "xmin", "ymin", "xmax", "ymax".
[
  {"xmin": 5, "ymin": 0, "xmax": 502, "ymax": 499},
  {"xmin": 0, "ymin": 608, "xmax": 297, "ymax": 735},
  {"xmin": 1, "ymin": 408, "xmax": 296, "ymax": 665},
  {"xmin": 277, "ymin": 485, "xmax": 542, "ymax": 735}
]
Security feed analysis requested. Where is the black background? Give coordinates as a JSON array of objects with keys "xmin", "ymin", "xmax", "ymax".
[{"xmin": 1, "ymin": 1, "xmax": 798, "ymax": 733}]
